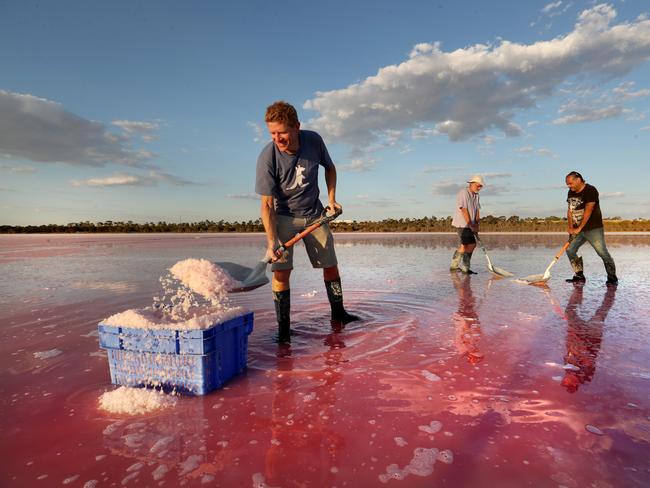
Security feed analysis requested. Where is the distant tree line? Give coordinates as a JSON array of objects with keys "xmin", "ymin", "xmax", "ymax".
[{"xmin": 2, "ymin": 216, "xmax": 649, "ymax": 233}]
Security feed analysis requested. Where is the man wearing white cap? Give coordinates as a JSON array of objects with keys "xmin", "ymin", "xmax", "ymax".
[{"xmin": 450, "ymin": 175, "xmax": 484, "ymax": 274}]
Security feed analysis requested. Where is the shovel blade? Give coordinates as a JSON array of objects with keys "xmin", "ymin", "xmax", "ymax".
[
  {"xmin": 216, "ymin": 261, "xmax": 270, "ymax": 293},
  {"xmin": 517, "ymin": 273, "xmax": 549, "ymax": 284},
  {"xmin": 490, "ymin": 266, "xmax": 514, "ymax": 278}
]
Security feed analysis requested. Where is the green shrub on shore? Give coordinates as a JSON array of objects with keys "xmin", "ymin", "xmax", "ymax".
[{"xmin": 2, "ymin": 216, "xmax": 649, "ymax": 233}]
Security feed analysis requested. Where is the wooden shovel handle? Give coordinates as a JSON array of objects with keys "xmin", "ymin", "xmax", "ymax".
[
  {"xmin": 273, "ymin": 209, "xmax": 342, "ymax": 258},
  {"xmin": 555, "ymin": 241, "xmax": 571, "ymax": 260}
]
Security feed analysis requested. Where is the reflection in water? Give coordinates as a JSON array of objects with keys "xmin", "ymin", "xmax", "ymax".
[
  {"xmin": 264, "ymin": 335, "xmax": 346, "ymax": 486},
  {"xmin": 561, "ymin": 285, "xmax": 617, "ymax": 393},
  {"xmin": 451, "ymin": 274, "xmax": 483, "ymax": 364},
  {"xmin": 334, "ymin": 233, "xmax": 650, "ymax": 250}
]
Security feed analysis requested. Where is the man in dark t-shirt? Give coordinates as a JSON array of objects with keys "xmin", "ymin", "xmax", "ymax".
[
  {"xmin": 564, "ymin": 171, "xmax": 618, "ymax": 285},
  {"xmin": 255, "ymin": 101, "xmax": 358, "ymax": 343}
]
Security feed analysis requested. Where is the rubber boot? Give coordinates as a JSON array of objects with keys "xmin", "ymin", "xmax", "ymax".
[
  {"xmin": 273, "ymin": 289, "xmax": 291, "ymax": 343},
  {"xmin": 325, "ymin": 279, "xmax": 359, "ymax": 327},
  {"xmin": 460, "ymin": 252, "xmax": 477, "ymax": 275},
  {"xmin": 450, "ymin": 250, "xmax": 462, "ymax": 271},
  {"xmin": 566, "ymin": 256, "xmax": 585, "ymax": 283}
]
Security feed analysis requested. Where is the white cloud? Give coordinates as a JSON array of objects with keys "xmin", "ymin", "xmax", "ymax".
[
  {"xmin": 111, "ymin": 120, "xmax": 160, "ymax": 142},
  {"xmin": 0, "ymin": 90, "xmax": 156, "ymax": 166},
  {"xmin": 422, "ymin": 165, "xmax": 466, "ymax": 174},
  {"xmin": 600, "ymin": 191, "xmax": 625, "ymax": 198},
  {"xmin": 515, "ymin": 146, "xmax": 558, "ymax": 158},
  {"xmin": 612, "ymin": 81, "xmax": 650, "ymax": 100},
  {"xmin": 553, "ymin": 80, "xmax": 649, "ymax": 125},
  {"xmin": 227, "ymin": 193, "xmax": 259, "ymax": 200},
  {"xmin": 353, "ymin": 196, "xmax": 399, "ymax": 208},
  {"xmin": 304, "ymin": 4, "xmax": 650, "ymax": 150},
  {"xmin": 247, "ymin": 121, "xmax": 265, "ymax": 143},
  {"xmin": 411, "ymin": 127, "xmax": 439, "ymax": 140},
  {"xmin": 338, "ymin": 157, "xmax": 377, "ymax": 172},
  {"xmin": 641, "ymin": 125, "xmax": 650, "ymax": 131},
  {"xmin": 0, "ymin": 163, "xmax": 36, "ymax": 174},
  {"xmin": 481, "ymin": 172, "xmax": 513, "ymax": 179},
  {"xmin": 542, "ymin": 1, "xmax": 563, "ymax": 14},
  {"xmin": 431, "ymin": 180, "xmax": 465, "ymax": 196},
  {"xmin": 552, "ymin": 104, "xmax": 624, "ymax": 124},
  {"xmin": 71, "ymin": 170, "xmax": 194, "ymax": 187}
]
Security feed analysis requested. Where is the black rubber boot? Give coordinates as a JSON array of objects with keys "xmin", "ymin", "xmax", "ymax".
[
  {"xmin": 565, "ymin": 272, "xmax": 586, "ymax": 283},
  {"xmin": 450, "ymin": 250, "xmax": 462, "ymax": 271},
  {"xmin": 606, "ymin": 276, "xmax": 618, "ymax": 286},
  {"xmin": 460, "ymin": 252, "xmax": 477, "ymax": 274},
  {"xmin": 273, "ymin": 289, "xmax": 291, "ymax": 343},
  {"xmin": 325, "ymin": 279, "xmax": 359, "ymax": 327}
]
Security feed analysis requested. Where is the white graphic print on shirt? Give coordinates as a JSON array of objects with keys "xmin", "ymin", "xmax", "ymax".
[
  {"xmin": 286, "ymin": 164, "xmax": 309, "ymax": 190},
  {"xmin": 568, "ymin": 196, "xmax": 584, "ymax": 227}
]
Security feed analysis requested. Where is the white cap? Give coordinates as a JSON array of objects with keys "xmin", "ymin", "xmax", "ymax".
[{"xmin": 468, "ymin": 175, "xmax": 484, "ymax": 186}]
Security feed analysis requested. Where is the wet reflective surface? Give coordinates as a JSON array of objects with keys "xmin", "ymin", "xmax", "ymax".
[{"xmin": 1, "ymin": 233, "xmax": 650, "ymax": 487}]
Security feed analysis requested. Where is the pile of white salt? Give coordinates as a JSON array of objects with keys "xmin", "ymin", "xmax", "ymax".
[
  {"xmin": 102, "ymin": 258, "xmax": 244, "ymax": 330},
  {"xmin": 98, "ymin": 386, "xmax": 176, "ymax": 415}
]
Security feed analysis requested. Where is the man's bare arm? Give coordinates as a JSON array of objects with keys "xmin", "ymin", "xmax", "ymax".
[{"xmin": 260, "ymin": 195, "xmax": 280, "ymax": 261}]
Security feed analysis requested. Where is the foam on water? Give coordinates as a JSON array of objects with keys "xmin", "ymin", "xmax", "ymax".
[
  {"xmin": 33, "ymin": 349, "xmax": 62, "ymax": 359},
  {"xmin": 379, "ymin": 446, "xmax": 453, "ymax": 483},
  {"xmin": 98, "ymin": 386, "xmax": 176, "ymax": 415},
  {"xmin": 418, "ymin": 420, "xmax": 443, "ymax": 434}
]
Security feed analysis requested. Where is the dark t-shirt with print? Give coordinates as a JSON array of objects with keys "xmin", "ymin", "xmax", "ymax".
[
  {"xmin": 567, "ymin": 183, "xmax": 603, "ymax": 232},
  {"xmin": 255, "ymin": 130, "xmax": 334, "ymax": 218}
]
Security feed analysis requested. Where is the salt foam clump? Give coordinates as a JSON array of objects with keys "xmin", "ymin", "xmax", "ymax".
[
  {"xmin": 102, "ymin": 306, "xmax": 245, "ymax": 331},
  {"xmin": 98, "ymin": 386, "xmax": 176, "ymax": 415},
  {"xmin": 102, "ymin": 259, "xmax": 246, "ymax": 330},
  {"xmin": 169, "ymin": 258, "xmax": 239, "ymax": 300}
]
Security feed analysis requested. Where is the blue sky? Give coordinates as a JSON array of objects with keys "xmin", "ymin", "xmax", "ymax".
[{"xmin": 1, "ymin": 0, "xmax": 649, "ymax": 225}]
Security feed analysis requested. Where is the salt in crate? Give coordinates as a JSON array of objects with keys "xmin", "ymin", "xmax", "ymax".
[{"xmin": 98, "ymin": 312, "xmax": 254, "ymax": 395}]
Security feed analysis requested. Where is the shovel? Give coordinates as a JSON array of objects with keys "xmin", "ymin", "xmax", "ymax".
[
  {"xmin": 473, "ymin": 233, "xmax": 514, "ymax": 277},
  {"xmin": 218, "ymin": 208, "xmax": 343, "ymax": 293},
  {"xmin": 517, "ymin": 240, "xmax": 571, "ymax": 285}
]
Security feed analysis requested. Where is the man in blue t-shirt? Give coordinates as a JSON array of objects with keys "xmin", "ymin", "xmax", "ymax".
[
  {"xmin": 564, "ymin": 171, "xmax": 618, "ymax": 285},
  {"xmin": 255, "ymin": 101, "xmax": 358, "ymax": 343}
]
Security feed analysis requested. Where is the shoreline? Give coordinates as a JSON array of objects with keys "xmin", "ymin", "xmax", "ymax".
[{"xmin": 1, "ymin": 231, "xmax": 650, "ymax": 236}]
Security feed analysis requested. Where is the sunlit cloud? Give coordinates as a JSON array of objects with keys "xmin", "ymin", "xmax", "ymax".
[
  {"xmin": 247, "ymin": 121, "xmax": 265, "ymax": 143},
  {"xmin": 0, "ymin": 163, "xmax": 37, "ymax": 174},
  {"xmin": 600, "ymin": 191, "xmax": 625, "ymax": 199},
  {"xmin": 338, "ymin": 157, "xmax": 377, "ymax": 172},
  {"xmin": 0, "ymin": 90, "xmax": 157, "ymax": 166},
  {"xmin": 71, "ymin": 170, "xmax": 195, "ymax": 187},
  {"xmin": 111, "ymin": 120, "xmax": 160, "ymax": 142},
  {"xmin": 515, "ymin": 146, "xmax": 558, "ymax": 158},
  {"xmin": 305, "ymin": 4, "xmax": 650, "ymax": 151},
  {"xmin": 227, "ymin": 193, "xmax": 259, "ymax": 200},
  {"xmin": 552, "ymin": 104, "xmax": 624, "ymax": 125},
  {"xmin": 542, "ymin": 1, "xmax": 563, "ymax": 15}
]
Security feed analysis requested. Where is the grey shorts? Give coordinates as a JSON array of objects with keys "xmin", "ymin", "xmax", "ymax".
[
  {"xmin": 456, "ymin": 227, "xmax": 476, "ymax": 245},
  {"xmin": 272, "ymin": 214, "xmax": 338, "ymax": 271}
]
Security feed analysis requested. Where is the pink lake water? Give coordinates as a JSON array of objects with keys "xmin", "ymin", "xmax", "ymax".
[{"xmin": 1, "ymin": 233, "xmax": 649, "ymax": 487}]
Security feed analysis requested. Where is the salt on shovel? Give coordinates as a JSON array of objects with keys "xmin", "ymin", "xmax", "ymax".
[
  {"xmin": 473, "ymin": 233, "xmax": 514, "ymax": 277},
  {"xmin": 218, "ymin": 208, "xmax": 343, "ymax": 293},
  {"xmin": 517, "ymin": 241, "xmax": 571, "ymax": 285}
]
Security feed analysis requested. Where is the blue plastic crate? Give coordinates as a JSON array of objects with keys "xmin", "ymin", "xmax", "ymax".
[{"xmin": 98, "ymin": 312, "xmax": 253, "ymax": 395}]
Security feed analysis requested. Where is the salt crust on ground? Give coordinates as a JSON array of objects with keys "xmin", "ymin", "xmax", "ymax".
[{"xmin": 98, "ymin": 386, "xmax": 176, "ymax": 415}]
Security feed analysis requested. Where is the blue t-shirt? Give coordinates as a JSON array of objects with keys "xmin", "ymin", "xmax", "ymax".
[{"xmin": 255, "ymin": 130, "xmax": 334, "ymax": 218}]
